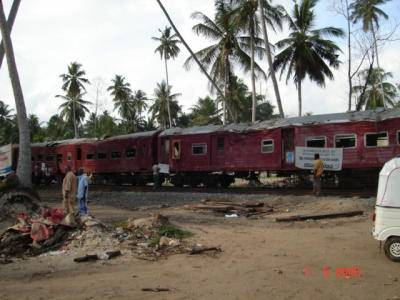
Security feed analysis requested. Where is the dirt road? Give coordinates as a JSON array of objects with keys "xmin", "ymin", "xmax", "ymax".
[{"xmin": 0, "ymin": 190, "xmax": 399, "ymax": 300}]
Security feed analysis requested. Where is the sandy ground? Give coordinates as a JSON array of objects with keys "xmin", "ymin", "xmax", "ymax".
[{"xmin": 1, "ymin": 188, "xmax": 399, "ymax": 300}]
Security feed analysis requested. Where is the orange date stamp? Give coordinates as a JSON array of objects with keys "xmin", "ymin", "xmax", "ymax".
[{"xmin": 303, "ymin": 266, "xmax": 362, "ymax": 279}]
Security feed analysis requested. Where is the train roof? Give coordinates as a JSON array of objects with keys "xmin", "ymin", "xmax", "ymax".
[
  {"xmin": 101, "ymin": 130, "xmax": 159, "ymax": 141},
  {"xmin": 160, "ymin": 108, "xmax": 400, "ymax": 136}
]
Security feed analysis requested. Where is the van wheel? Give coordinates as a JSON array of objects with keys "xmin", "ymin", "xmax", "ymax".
[{"xmin": 384, "ymin": 237, "xmax": 400, "ymax": 262}]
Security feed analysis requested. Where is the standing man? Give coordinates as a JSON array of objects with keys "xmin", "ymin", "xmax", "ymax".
[
  {"xmin": 77, "ymin": 168, "xmax": 89, "ymax": 215},
  {"xmin": 62, "ymin": 165, "xmax": 77, "ymax": 214},
  {"xmin": 152, "ymin": 164, "xmax": 161, "ymax": 189},
  {"xmin": 313, "ymin": 153, "xmax": 324, "ymax": 196}
]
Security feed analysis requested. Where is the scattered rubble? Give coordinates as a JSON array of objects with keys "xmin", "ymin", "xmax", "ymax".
[
  {"xmin": 275, "ymin": 210, "xmax": 364, "ymax": 222},
  {"xmin": 184, "ymin": 199, "xmax": 273, "ymax": 218}
]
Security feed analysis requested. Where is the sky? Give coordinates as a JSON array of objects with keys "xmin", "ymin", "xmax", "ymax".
[{"xmin": 0, "ymin": 0, "xmax": 399, "ymax": 123}]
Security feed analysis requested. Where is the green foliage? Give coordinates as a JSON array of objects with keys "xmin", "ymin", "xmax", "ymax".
[
  {"xmin": 152, "ymin": 26, "xmax": 181, "ymax": 61},
  {"xmin": 185, "ymin": 0, "xmax": 266, "ymax": 121},
  {"xmin": 350, "ymin": 0, "xmax": 390, "ymax": 32},
  {"xmin": 85, "ymin": 111, "xmax": 121, "ymax": 138},
  {"xmin": 190, "ymin": 96, "xmax": 222, "ymax": 126},
  {"xmin": 150, "ymin": 81, "xmax": 181, "ymax": 129},
  {"xmin": 158, "ymin": 225, "xmax": 193, "ymax": 239},
  {"xmin": 273, "ymin": 0, "xmax": 343, "ymax": 115},
  {"xmin": 354, "ymin": 68, "xmax": 398, "ymax": 110}
]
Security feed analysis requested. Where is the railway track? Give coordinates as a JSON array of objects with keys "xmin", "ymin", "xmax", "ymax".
[{"xmin": 39, "ymin": 184, "xmax": 376, "ymax": 198}]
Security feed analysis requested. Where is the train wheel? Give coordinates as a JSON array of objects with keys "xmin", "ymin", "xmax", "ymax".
[
  {"xmin": 219, "ymin": 175, "xmax": 232, "ymax": 188},
  {"xmin": 172, "ymin": 175, "xmax": 184, "ymax": 188},
  {"xmin": 384, "ymin": 237, "xmax": 400, "ymax": 262},
  {"xmin": 136, "ymin": 177, "xmax": 147, "ymax": 186},
  {"xmin": 204, "ymin": 176, "xmax": 217, "ymax": 188}
]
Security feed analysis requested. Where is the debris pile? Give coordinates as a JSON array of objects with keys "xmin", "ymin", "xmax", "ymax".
[
  {"xmin": 113, "ymin": 214, "xmax": 194, "ymax": 261},
  {"xmin": 0, "ymin": 208, "xmax": 71, "ymax": 257},
  {"xmin": 1, "ymin": 208, "xmax": 220, "ymax": 262},
  {"xmin": 184, "ymin": 199, "xmax": 273, "ymax": 218}
]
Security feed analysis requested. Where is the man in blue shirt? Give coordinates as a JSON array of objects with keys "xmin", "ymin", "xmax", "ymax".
[{"xmin": 77, "ymin": 168, "xmax": 89, "ymax": 215}]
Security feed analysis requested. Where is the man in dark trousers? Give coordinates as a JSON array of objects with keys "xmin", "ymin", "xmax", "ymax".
[{"xmin": 313, "ymin": 153, "xmax": 324, "ymax": 196}]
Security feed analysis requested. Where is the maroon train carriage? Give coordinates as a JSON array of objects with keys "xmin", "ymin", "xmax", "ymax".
[
  {"xmin": 158, "ymin": 109, "xmax": 400, "ymax": 188},
  {"xmin": 83, "ymin": 131, "xmax": 160, "ymax": 185}
]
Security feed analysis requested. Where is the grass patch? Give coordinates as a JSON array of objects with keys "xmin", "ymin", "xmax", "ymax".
[
  {"xmin": 158, "ymin": 225, "xmax": 193, "ymax": 239},
  {"xmin": 148, "ymin": 236, "xmax": 160, "ymax": 247},
  {"xmin": 112, "ymin": 220, "xmax": 129, "ymax": 229}
]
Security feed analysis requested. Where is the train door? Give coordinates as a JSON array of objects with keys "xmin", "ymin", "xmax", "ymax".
[
  {"xmin": 211, "ymin": 135, "xmax": 225, "ymax": 168},
  {"xmin": 76, "ymin": 147, "xmax": 83, "ymax": 170},
  {"xmin": 281, "ymin": 128, "xmax": 295, "ymax": 168}
]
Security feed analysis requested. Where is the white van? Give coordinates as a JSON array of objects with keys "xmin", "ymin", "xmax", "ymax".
[{"xmin": 372, "ymin": 158, "xmax": 400, "ymax": 262}]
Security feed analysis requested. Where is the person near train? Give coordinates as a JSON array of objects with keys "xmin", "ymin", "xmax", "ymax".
[
  {"xmin": 77, "ymin": 168, "xmax": 89, "ymax": 215},
  {"xmin": 313, "ymin": 153, "xmax": 324, "ymax": 196},
  {"xmin": 62, "ymin": 165, "xmax": 77, "ymax": 214},
  {"xmin": 152, "ymin": 164, "xmax": 161, "ymax": 189}
]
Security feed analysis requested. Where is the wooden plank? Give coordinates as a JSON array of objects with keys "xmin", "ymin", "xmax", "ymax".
[{"xmin": 275, "ymin": 210, "xmax": 364, "ymax": 222}]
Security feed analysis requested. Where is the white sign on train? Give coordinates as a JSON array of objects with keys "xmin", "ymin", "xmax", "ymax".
[
  {"xmin": 295, "ymin": 147, "xmax": 343, "ymax": 171},
  {"xmin": 0, "ymin": 144, "xmax": 13, "ymax": 177}
]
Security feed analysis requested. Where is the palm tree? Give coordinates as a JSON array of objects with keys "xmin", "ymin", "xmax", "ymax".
[
  {"xmin": 150, "ymin": 81, "xmax": 181, "ymax": 129},
  {"xmin": 0, "ymin": 0, "xmax": 20, "ymax": 70},
  {"xmin": 185, "ymin": 0, "xmax": 265, "ymax": 124},
  {"xmin": 132, "ymin": 90, "xmax": 148, "ymax": 117},
  {"xmin": 0, "ymin": 0, "xmax": 31, "ymax": 187},
  {"xmin": 230, "ymin": 0, "xmax": 260, "ymax": 123},
  {"xmin": 60, "ymin": 62, "xmax": 90, "ymax": 138},
  {"xmin": 258, "ymin": 0, "xmax": 285, "ymax": 117},
  {"xmin": 152, "ymin": 26, "xmax": 181, "ymax": 127},
  {"xmin": 350, "ymin": 0, "xmax": 391, "ymax": 105},
  {"xmin": 46, "ymin": 114, "xmax": 70, "ymax": 140},
  {"xmin": 354, "ymin": 68, "xmax": 398, "ymax": 110},
  {"xmin": 190, "ymin": 96, "xmax": 222, "ymax": 126},
  {"xmin": 273, "ymin": 0, "xmax": 344, "ymax": 116},
  {"xmin": 155, "ymin": 0, "xmax": 224, "ymax": 99},
  {"xmin": 107, "ymin": 75, "xmax": 134, "ymax": 121},
  {"xmin": 231, "ymin": 0, "xmax": 284, "ymax": 122},
  {"xmin": 57, "ymin": 94, "xmax": 91, "ymax": 133},
  {"xmin": 0, "ymin": 100, "xmax": 13, "ymax": 123}
]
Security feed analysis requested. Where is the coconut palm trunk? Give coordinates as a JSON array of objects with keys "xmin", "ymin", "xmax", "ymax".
[
  {"xmin": 164, "ymin": 53, "xmax": 173, "ymax": 127},
  {"xmin": 72, "ymin": 95, "xmax": 78, "ymax": 138},
  {"xmin": 258, "ymin": 0, "xmax": 284, "ymax": 118},
  {"xmin": 371, "ymin": 22, "xmax": 385, "ymax": 107},
  {"xmin": 0, "ymin": 0, "xmax": 20, "ymax": 70},
  {"xmin": 156, "ymin": 0, "xmax": 225, "ymax": 100},
  {"xmin": 0, "ymin": 0, "xmax": 31, "ymax": 187},
  {"xmin": 250, "ymin": 26, "xmax": 257, "ymax": 123},
  {"xmin": 297, "ymin": 81, "xmax": 302, "ymax": 117},
  {"xmin": 345, "ymin": 0, "xmax": 352, "ymax": 111}
]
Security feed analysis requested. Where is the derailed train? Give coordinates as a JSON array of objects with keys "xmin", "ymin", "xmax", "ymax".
[{"xmin": 19, "ymin": 109, "xmax": 400, "ymax": 187}]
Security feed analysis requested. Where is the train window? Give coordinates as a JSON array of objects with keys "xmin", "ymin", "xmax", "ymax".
[
  {"xmin": 365, "ymin": 132, "xmax": 388, "ymax": 147},
  {"xmin": 37, "ymin": 154, "xmax": 44, "ymax": 161},
  {"xmin": 306, "ymin": 136, "xmax": 326, "ymax": 148},
  {"xmin": 67, "ymin": 152, "xmax": 72, "ymax": 161},
  {"xmin": 111, "ymin": 151, "xmax": 122, "ymax": 159},
  {"xmin": 335, "ymin": 134, "xmax": 356, "ymax": 148},
  {"xmin": 97, "ymin": 152, "xmax": 107, "ymax": 160},
  {"xmin": 217, "ymin": 137, "xmax": 225, "ymax": 152},
  {"xmin": 192, "ymin": 143, "xmax": 207, "ymax": 155},
  {"xmin": 46, "ymin": 155, "xmax": 54, "ymax": 162},
  {"xmin": 77, "ymin": 148, "xmax": 82, "ymax": 161},
  {"xmin": 31, "ymin": 156, "xmax": 35, "ymax": 161},
  {"xmin": 261, "ymin": 140, "xmax": 274, "ymax": 153},
  {"xmin": 172, "ymin": 140, "xmax": 181, "ymax": 159},
  {"xmin": 126, "ymin": 148, "xmax": 136, "ymax": 158},
  {"xmin": 57, "ymin": 154, "xmax": 63, "ymax": 162},
  {"xmin": 86, "ymin": 153, "xmax": 94, "ymax": 160},
  {"xmin": 397, "ymin": 131, "xmax": 400, "ymax": 144}
]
